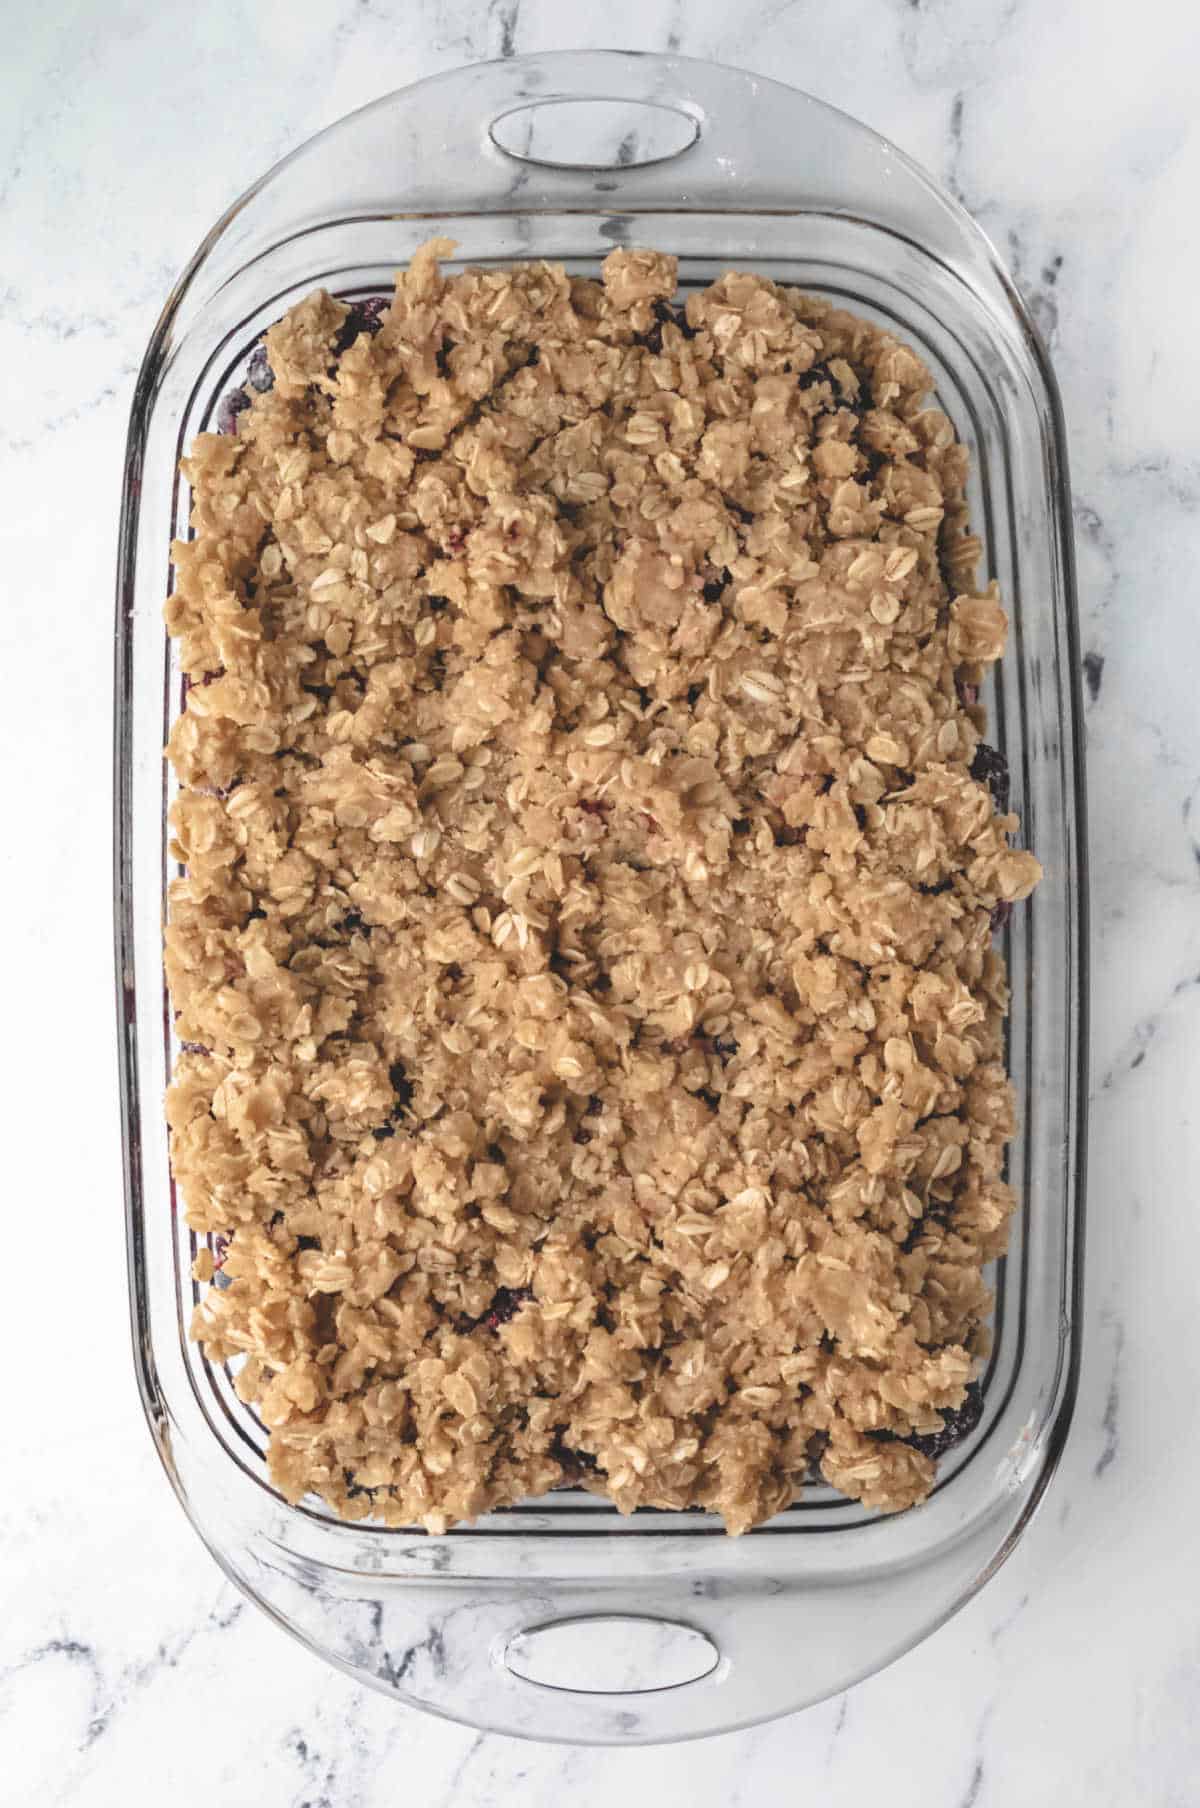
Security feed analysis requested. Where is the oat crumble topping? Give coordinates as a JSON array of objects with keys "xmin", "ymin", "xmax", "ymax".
[{"xmin": 165, "ymin": 242, "xmax": 1041, "ymax": 1534}]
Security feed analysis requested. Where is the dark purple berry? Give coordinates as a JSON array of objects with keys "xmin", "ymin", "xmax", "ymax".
[
  {"xmin": 549, "ymin": 1429, "xmax": 601, "ymax": 1480},
  {"xmin": 548, "ymin": 950, "xmax": 573, "ymax": 985},
  {"xmin": 990, "ymin": 899, "xmax": 1012, "ymax": 936},
  {"xmin": 455, "ymin": 1286, "xmax": 533, "ymax": 1334},
  {"xmin": 344, "ymin": 1468, "xmax": 380, "ymax": 1501},
  {"xmin": 859, "ymin": 444, "xmax": 886, "ymax": 481},
  {"xmin": 804, "ymin": 1430, "xmax": 830, "ymax": 1482},
  {"xmin": 187, "ymin": 667, "xmax": 224, "ymax": 692},
  {"xmin": 969, "ymin": 742, "xmax": 1010, "ymax": 814},
  {"xmin": 210, "ymin": 1233, "xmax": 233, "ymax": 1289},
  {"xmin": 388, "ymin": 1062, "xmax": 414, "ymax": 1112},
  {"xmin": 485, "ymin": 1286, "xmax": 532, "ymax": 1330},
  {"xmin": 216, "ymin": 387, "xmax": 251, "ymax": 435},
  {"xmin": 796, "ymin": 360, "xmax": 833, "ymax": 394},
  {"xmin": 904, "ymin": 1382, "xmax": 984, "ymax": 1460},
  {"xmin": 635, "ymin": 298, "xmax": 686, "ymax": 354},
  {"xmin": 332, "ymin": 295, "xmax": 389, "ymax": 358},
  {"xmin": 246, "ymin": 342, "xmax": 275, "ymax": 393}
]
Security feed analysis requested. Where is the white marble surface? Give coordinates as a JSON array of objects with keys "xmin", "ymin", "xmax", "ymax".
[{"xmin": 4, "ymin": 0, "xmax": 1199, "ymax": 1800}]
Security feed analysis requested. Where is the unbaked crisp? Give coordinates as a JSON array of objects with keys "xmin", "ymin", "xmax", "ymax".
[{"xmin": 165, "ymin": 242, "xmax": 1040, "ymax": 1535}]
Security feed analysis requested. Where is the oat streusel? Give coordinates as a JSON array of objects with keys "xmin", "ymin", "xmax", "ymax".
[{"xmin": 165, "ymin": 242, "xmax": 1041, "ymax": 1535}]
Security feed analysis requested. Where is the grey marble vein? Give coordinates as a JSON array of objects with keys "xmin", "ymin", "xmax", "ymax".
[
  {"xmin": 959, "ymin": 1759, "xmax": 985, "ymax": 1808},
  {"xmin": 1094, "ymin": 1311, "xmax": 1125, "ymax": 1480},
  {"xmin": 988, "ymin": 1591, "xmax": 1031, "ymax": 1646},
  {"xmin": 1083, "ymin": 650, "xmax": 1105, "ymax": 703},
  {"xmin": 487, "ymin": 0, "xmax": 521, "ymax": 59}
]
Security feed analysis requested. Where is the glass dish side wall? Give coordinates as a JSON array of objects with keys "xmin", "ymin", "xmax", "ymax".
[{"xmin": 116, "ymin": 55, "xmax": 1085, "ymax": 1744}]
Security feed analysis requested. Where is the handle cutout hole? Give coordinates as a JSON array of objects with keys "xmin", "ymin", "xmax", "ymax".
[
  {"xmin": 503, "ymin": 1615, "xmax": 719, "ymax": 1696},
  {"xmin": 489, "ymin": 98, "xmax": 699, "ymax": 171}
]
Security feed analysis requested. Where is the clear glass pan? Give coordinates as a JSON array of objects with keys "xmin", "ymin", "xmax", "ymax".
[{"xmin": 115, "ymin": 50, "xmax": 1087, "ymax": 1744}]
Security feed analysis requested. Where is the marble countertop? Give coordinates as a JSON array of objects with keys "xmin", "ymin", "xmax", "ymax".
[{"xmin": 6, "ymin": 0, "xmax": 1198, "ymax": 1801}]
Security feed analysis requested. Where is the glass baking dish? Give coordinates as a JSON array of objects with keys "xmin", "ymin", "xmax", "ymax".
[{"xmin": 115, "ymin": 51, "xmax": 1087, "ymax": 1744}]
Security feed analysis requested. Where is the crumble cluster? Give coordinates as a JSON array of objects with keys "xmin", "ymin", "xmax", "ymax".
[{"xmin": 165, "ymin": 241, "xmax": 1040, "ymax": 1535}]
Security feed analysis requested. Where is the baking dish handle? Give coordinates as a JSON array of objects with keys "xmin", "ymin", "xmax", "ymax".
[
  {"xmin": 317, "ymin": 49, "xmax": 940, "ymax": 224},
  {"xmin": 443, "ymin": 49, "xmax": 891, "ymax": 211},
  {"xmin": 298, "ymin": 1575, "xmax": 853, "ymax": 1743},
  {"xmin": 228, "ymin": 1515, "xmax": 1020, "ymax": 1743},
  {"xmin": 390, "ymin": 50, "xmax": 767, "ymax": 204}
]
